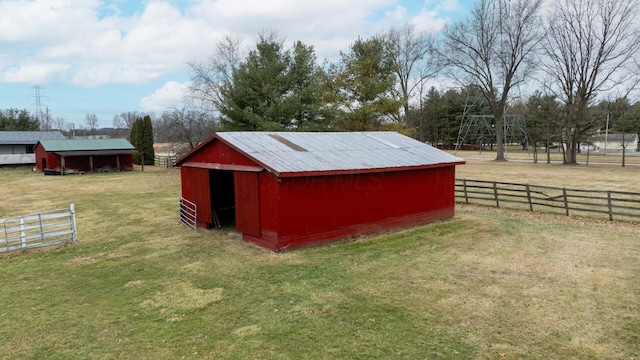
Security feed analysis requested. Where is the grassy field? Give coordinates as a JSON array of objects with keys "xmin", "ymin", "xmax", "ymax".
[{"xmin": 0, "ymin": 163, "xmax": 638, "ymax": 359}]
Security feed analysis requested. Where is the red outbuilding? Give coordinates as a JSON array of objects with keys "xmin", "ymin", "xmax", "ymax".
[
  {"xmin": 35, "ymin": 138, "xmax": 137, "ymax": 174},
  {"xmin": 176, "ymin": 132, "xmax": 465, "ymax": 252}
]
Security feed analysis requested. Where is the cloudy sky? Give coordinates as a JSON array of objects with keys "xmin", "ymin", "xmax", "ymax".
[{"xmin": 0, "ymin": 0, "xmax": 472, "ymax": 128}]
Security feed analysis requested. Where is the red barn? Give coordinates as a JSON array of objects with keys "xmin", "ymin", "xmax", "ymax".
[
  {"xmin": 176, "ymin": 132, "xmax": 465, "ymax": 252},
  {"xmin": 35, "ymin": 139, "xmax": 136, "ymax": 174}
]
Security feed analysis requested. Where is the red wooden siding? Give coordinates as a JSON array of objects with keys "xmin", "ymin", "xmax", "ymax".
[
  {"xmin": 62, "ymin": 156, "xmax": 89, "ymax": 171},
  {"xmin": 179, "ymin": 139, "xmax": 263, "ymax": 229},
  {"xmin": 183, "ymin": 140, "xmax": 259, "ymax": 167},
  {"xmin": 268, "ymin": 167, "xmax": 455, "ymax": 250},
  {"xmin": 181, "ymin": 166, "xmax": 212, "ymax": 228},
  {"xmin": 234, "ymin": 172, "xmax": 261, "ymax": 237},
  {"xmin": 35, "ymin": 144, "xmax": 49, "ymax": 171}
]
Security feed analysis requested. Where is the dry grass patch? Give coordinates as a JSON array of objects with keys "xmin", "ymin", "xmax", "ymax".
[
  {"xmin": 140, "ymin": 281, "xmax": 224, "ymax": 319},
  {"xmin": 446, "ymin": 205, "xmax": 640, "ymax": 358}
]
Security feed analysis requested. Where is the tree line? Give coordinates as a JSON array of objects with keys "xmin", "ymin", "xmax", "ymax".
[{"xmin": 185, "ymin": 0, "xmax": 640, "ymax": 165}]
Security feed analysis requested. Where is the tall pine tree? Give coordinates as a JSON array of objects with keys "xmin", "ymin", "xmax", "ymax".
[
  {"xmin": 217, "ymin": 35, "xmax": 331, "ymax": 131},
  {"xmin": 330, "ymin": 37, "xmax": 402, "ymax": 131},
  {"xmin": 130, "ymin": 115, "xmax": 155, "ymax": 165}
]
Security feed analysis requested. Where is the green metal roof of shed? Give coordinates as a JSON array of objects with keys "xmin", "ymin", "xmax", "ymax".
[{"xmin": 38, "ymin": 138, "xmax": 135, "ymax": 152}]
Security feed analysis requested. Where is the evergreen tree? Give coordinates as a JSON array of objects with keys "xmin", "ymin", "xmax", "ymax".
[
  {"xmin": 0, "ymin": 109, "xmax": 40, "ymax": 130},
  {"xmin": 524, "ymin": 93, "xmax": 562, "ymax": 163},
  {"xmin": 130, "ymin": 115, "xmax": 154, "ymax": 165},
  {"xmin": 217, "ymin": 35, "xmax": 331, "ymax": 131},
  {"xmin": 330, "ymin": 37, "xmax": 402, "ymax": 131}
]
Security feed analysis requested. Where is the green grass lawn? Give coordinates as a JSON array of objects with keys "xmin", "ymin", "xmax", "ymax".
[{"xmin": 1, "ymin": 166, "xmax": 638, "ymax": 359}]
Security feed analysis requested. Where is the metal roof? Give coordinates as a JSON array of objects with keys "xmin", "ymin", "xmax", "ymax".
[
  {"xmin": 211, "ymin": 131, "xmax": 464, "ymax": 177},
  {"xmin": 38, "ymin": 138, "xmax": 135, "ymax": 152},
  {"xmin": 0, "ymin": 131, "xmax": 65, "ymax": 144}
]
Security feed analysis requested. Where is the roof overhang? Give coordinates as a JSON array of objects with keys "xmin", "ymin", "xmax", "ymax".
[
  {"xmin": 55, "ymin": 149, "xmax": 138, "ymax": 156},
  {"xmin": 274, "ymin": 161, "xmax": 466, "ymax": 178},
  {"xmin": 1, "ymin": 141, "xmax": 38, "ymax": 145},
  {"xmin": 180, "ymin": 162, "xmax": 263, "ymax": 172},
  {"xmin": 181, "ymin": 161, "xmax": 463, "ymax": 177}
]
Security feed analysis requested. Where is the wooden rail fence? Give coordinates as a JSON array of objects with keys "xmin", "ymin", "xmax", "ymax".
[
  {"xmin": 1, "ymin": 204, "xmax": 77, "ymax": 252},
  {"xmin": 455, "ymin": 179, "xmax": 640, "ymax": 221},
  {"xmin": 154, "ymin": 155, "xmax": 178, "ymax": 168}
]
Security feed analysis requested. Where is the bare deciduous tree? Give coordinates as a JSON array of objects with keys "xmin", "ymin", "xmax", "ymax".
[
  {"xmin": 52, "ymin": 116, "xmax": 65, "ymax": 131},
  {"xmin": 187, "ymin": 34, "xmax": 243, "ymax": 112},
  {"xmin": 85, "ymin": 113, "xmax": 98, "ymax": 137},
  {"xmin": 542, "ymin": 0, "xmax": 640, "ymax": 164},
  {"xmin": 113, "ymin": 111, "xmax": 145, "ymax": 129},
  {"xmin": 440, "ymin": 0, "xmax": 543, "ymax": 161},
  {"xmin": 162, "ymin": 107, "xmax": 218, "ymax": 150},
  {"xmin": 384, "ymin": 25, "xmax": 439, "ymax": 123},
  {"xmin": 40, "ymin": 107, "xmax": 52, "ymax": 131},
  {"xmin": 112, "ymin": 114, "xmax": 125, "ymax": 129}
]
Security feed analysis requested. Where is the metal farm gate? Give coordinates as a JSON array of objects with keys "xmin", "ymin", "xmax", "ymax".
[
  {"xmin": 179, "ymin": 197, "xmax": 197, "ymax": 229},
  {"xmin": 1, "ymin": 204, "xmax": 77, "ymax": 252}
]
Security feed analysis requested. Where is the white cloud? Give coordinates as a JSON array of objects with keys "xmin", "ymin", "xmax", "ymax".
[
  {"xmin": 140, "ymin": 80, "xmax": 189, "ymax": 111},
  {"xmin": 1, "ymin": 62, "xmax": 71, "ymax": 84},
  {"xmin": 0, "ymin": 0, "xmax": 216, "ymax": 87},
  {"xmin": 435, "ymin": 0, "xmax": 461, "ymax": 12},
  {"xmin": 0, "ymin": 0, "xmax": 461, "ymax": 87},
  {"xmin": 409, "ymin": 8, "xmax": 450, "ymax": 33}
]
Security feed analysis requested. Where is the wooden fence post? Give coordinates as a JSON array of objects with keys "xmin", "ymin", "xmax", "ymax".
[
  {"xmin": 607, "ymin": 192, "xmax": 613, "ymax": 221},
  {"xmin": 493, "ymin": 182, "xmax": 499, "ymax": 208},
  {"xmin": 463, "ymin": 179, "xmax": 469, "ymax": 204},
  {"xmin": 526, "ymin": 184, "xmax": 533, "ymax": 211},
  {"xmin": 563, "ymin": 188, "xmax": 569, "ymax": 216}
]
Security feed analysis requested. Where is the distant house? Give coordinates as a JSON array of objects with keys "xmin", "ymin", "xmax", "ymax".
[
  {"xmin": 593, "ymin": 133, "xmax": 639, "ymax": 153},
  {"xmin": 35, "ymin": 138, "xmax": 137, "ymax": 174},
  {"xmin": 0, "ymin": 131, "xmax": 66, "ymax": 166}
]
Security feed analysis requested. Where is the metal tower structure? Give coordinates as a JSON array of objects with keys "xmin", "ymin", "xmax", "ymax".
[
  {"xmin": 454, "ymin": 94, "xmax": 528, "ymax": 155},
  {"xmin": 30, "ymin": 85, "xmax": 49, "ymax": 129}
]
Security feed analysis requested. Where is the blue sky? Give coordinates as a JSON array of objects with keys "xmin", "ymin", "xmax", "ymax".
[{"xmin": 0, "ymin": 0, "xmax": 472, "ymax": 129}]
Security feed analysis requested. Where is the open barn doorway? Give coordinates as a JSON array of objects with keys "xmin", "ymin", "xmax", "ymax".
[{"xmin": 209, "ymin": 170, "xmax": 235, "ymax": 227}]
